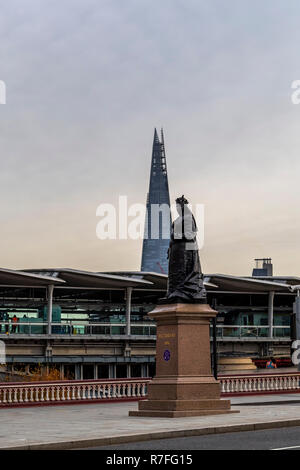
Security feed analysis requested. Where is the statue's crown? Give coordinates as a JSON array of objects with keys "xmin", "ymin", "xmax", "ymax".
[{"xmin": 176, "ymin": 195, "xmax": 189, "ymax": 205}]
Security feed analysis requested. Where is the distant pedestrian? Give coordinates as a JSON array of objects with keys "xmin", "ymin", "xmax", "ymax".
[
  {"xmin": 266, "ymin": 358, "xmax": 277, "ymax": 369},
  {"xmin": 11, "ymin": 315, "xmax": 18, "ymax": 334}
]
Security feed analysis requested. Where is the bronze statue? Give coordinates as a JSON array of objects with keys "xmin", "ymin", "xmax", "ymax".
[{"xmin": 164, "ymin": 195, "xmax": 207, "ymax": 303}]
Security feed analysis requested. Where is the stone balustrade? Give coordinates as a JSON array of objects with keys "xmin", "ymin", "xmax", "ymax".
[
  {"xmin": 0, "ymin": 378, "xmax": 149, "ymax": 407},
  {"xmin": 220, "ymin": 372, "xmax": 300, "ymax": 395},
  {"xmin": 0, "ymin": 373, "xmax": 300, "ymax": 407}
]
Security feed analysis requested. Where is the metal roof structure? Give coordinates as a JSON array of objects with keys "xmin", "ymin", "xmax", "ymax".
[
  {"xmin": 0, "ymin": 267, "xmax": 294, "ymax": 294},
  {"xmin": 0, "ymin": 268, "xmax": 65, "ymax": 287},
  {"xmin": 250, "ymin": 276, "xmax": 300, "ymax": 286},
  {"xmin": 23, "ymin": 268, "xmax": 153, "ymax": 289},
  {"xmin": 107, "ymin": 271, "xmax": 218, "ymax": 290},
  {"xmin": 205, "ymin": 274, "xmax": 292, "ymax": 293}
]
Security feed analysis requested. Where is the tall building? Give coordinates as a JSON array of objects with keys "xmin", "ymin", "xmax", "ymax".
[{"xmin": 141, "ymin": 128, "xmax": 171, "ymax": 274}]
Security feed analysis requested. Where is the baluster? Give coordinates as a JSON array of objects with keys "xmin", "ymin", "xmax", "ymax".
[
  {"xmin": 66, "ymin": 386, "xmax": 71, "ymax": 400},
  {"xmin": 76, "ymin": 385, "xmax": 81, "ymax": 399},
  {"xmin": 13, "ymin": 388, "xmax": 18, "ymax": 403},
  {"xmin": 56, "ymin": 386, "xmax": 60, "ymax": 401},
  {"xmin": 105, "ymin": 384, "xmax": 110, "ymax": 399},
  {"xmin": 24, "ymin": 388, "xmax": 29, "ymax": 403},
  {"xmin": 131, "ymin": 383, "xmax": 136, "ymax": 397},
  {"xmin": 141, "ymin": 383, "xmax": 146, "ymax": 397},
  {"xmin": 2, "ymin": 389, "xmax": 7, "ymax": 403},
  {"xmin": 71, "ymin": 386, "xmax": 76, "ymax": 400},
  {"xmin": 35, "ymin": 387, "xmax": 39, "ymax": 402},
  {"xmin": 51, "ymin": 387, "xmax": 55, "ymax": 401},
  {"xmin": 91, "ymin": 385, "xmax": 96, "ymax": 399},
  {"xmin": 29, "ymin": 388, "xmax": 34, "ymax": 402},
  {"xmin": 40, "ymin": 387, "xmax": 45, "ymax": 401},
  {"xmin": 271, "ymin": 377, "xmax": 275, "ymax": 391},
  {"xmin": 127, "ymin": 383, "xmax": 132, "ymax": 397},
  {"xmin": 2, "ymin": 389, "xmax": 7, "ymax": 404},
  {"xmin": 81, "ymin": 385, "xmax": 86, "ymax": 399},
  {"xmin": 282, "ymin": 376, "xmax": 287, "ymax": 391},
  {"xmin": 45, "ymin": 387, "xmax": 50, "ymax": 401},
  {"xmin": 18, "ymin": 387, "xmax": 23, "ymax": 403}
]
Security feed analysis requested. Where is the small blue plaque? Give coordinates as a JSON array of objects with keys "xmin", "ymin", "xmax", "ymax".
[{"xmin": 163, "ymin": 350, "xmax": 171, "ymax": 361}]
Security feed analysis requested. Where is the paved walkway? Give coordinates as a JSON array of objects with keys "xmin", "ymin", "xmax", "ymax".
[{"xmin": 2, "ymin": 394, "xmax": 300, "ymax": 449}]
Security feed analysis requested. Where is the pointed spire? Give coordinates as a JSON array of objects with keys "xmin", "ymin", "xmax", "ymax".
[
  {"xmin": 141, "ymin": 128, "xmax": 171, "ymax": 274},
  {"xmin": 160, "ymin": 128, "xmax": 165, "ymax": 146}
]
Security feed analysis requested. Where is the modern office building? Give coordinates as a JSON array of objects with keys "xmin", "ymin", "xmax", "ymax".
[{"xmin": 141, "ymin": 128, "xmax": 171, "ymax": 274}]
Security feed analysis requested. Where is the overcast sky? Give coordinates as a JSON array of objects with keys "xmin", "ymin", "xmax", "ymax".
[{"xmin": 1, "ymin": 0, "xmax": 300, "ymax": 275}]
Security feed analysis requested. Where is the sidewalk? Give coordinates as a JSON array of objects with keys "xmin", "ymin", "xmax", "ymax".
[{"xmin": 1, "ymin": 394, "xmax": 300, "ymax": 449}]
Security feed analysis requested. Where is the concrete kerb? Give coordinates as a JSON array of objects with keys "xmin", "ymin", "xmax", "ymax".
[{"xmin": 3, "ymin": 419, "xmax": 300, "ymax": 450}]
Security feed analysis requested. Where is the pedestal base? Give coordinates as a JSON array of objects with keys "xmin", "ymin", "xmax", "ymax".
[
  {"xmin": 129, "ymin": 398, "xmax": 238, "ymax": 417},
  {"xmin": 129, "ymin": 303, "xmax": 239, "ymax": 418}
]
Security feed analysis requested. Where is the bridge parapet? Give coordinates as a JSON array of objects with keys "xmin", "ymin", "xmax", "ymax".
[{"xmin": 1, "ymin": 372, "xmax": 300, "ymax": 408}]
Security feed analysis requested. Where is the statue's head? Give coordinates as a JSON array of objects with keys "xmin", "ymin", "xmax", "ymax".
[{"xmin": 176, "ymin": 195, "xmax": 189, "ymax": 215}]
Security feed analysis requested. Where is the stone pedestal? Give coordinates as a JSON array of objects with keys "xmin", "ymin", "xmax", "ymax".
[{"xmin": 129, "ymin": 303, "xmax": 238, "ymax": 418}]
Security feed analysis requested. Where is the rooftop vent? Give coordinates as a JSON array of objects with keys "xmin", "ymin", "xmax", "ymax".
[{"xmin": 252, "ymin": 258, "xmax": 273, "ymax": 277}]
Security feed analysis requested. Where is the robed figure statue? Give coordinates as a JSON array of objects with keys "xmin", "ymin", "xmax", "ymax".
[{"xmin": 165, "ymin": 195, "xmax": 207, "ymax": 303}]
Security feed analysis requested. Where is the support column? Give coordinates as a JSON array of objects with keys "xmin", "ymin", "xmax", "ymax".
[
  {"xmin": 109, "ymin": 364, "xmax": 116, "ymax": 378},
  {"xmin": 268, "ymin": 291, "xmax": 275, "ymax": 338},
  {"xmin": 47, "ymin": 284, "xmax": 54, "ymax": 335},
  {"xmin": 125, "ymin": 287, "xmax": 133, "ymax": 336}
]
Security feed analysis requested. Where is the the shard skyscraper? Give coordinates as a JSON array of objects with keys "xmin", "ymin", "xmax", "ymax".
[{"xmin": 141, "ymin": 128, "xmax": 171, "ymax": 274}]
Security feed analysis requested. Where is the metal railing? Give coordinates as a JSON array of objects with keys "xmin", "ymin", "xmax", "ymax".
[
  {"xmin": 0, "ymin": 322, "xmax": 156, "ymax": 336},
  {"xmin": 212, "ymin": 325, "xmax": 290, "ymax": 339},
  {"xmin": 0, "ymin": 322, "xmax": 291, "ymax": 338}
]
